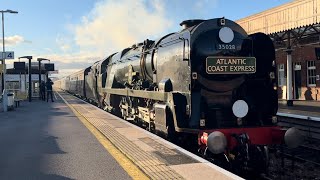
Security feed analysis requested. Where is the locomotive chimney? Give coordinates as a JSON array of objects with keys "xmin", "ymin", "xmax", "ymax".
[{"xmin": 180, "ymin": 19, "xmax": 205, "ymax": 29}]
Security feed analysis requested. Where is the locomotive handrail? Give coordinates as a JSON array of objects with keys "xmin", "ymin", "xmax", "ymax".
[
  {"xmin": 103, "ymin": 88, "xmax": 169, "ymax": 101},
  {"xmin": 106, "ymin": 37, "xmax": 185, "ymax": 67}
]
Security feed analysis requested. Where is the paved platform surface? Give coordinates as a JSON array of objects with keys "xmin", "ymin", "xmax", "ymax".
[
  {"xmin": 0, "ymin": 91, "xmax": 242, "ymax": 180},
  {"xmin": 0, "ymin": 94, "xmax": 132, "ymax": 180}
]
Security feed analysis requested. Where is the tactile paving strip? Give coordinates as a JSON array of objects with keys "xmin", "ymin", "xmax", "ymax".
[
  {"xmin": 139, "ymin": 137, "xmax": 199, "ymax": 166},
  {"xmin": 61, "ymin": 92, "xmax": 184, "ymax": 179}
]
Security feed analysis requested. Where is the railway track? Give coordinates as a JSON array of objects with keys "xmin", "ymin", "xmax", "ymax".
[
  {"xmin": 277, "ymin": 143, "xmax": 320, "ymax": 167},
  {"xmin": 294, "ymin": 144, "xmax": 320, "ymax": 166},
  {"xmin": 277, "ymin": 112, "xmax": 320, "ymax": 140},
  {"xmin": 264, "ymin": 142, "xmax": 320, "ymax": 180},
  {"xmin": 263, "ymin": 112, "xmax": 320, "ymax": 179},
  {"xmin": 276, "ymin": 112, "xmax": 320, "ymax": 166}
]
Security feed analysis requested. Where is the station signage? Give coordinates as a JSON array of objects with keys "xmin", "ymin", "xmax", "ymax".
[
  {"xmin": 206, "ymin": 57, "xmax": 256, "ymax": 74},
  {"xmin": 0, "ymin": 51, "xmax": 14, "ymax": 59},
  {"xmin": 48, "ymin": 70, "xmax": 59, "ymax": 74},
  {"xmin": 44, "ymin": 63, "xmax": 55, "ymax": 71}
]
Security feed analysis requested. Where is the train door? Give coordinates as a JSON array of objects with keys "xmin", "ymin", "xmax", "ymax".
[{"xmin": 294, "ymin": 62, "xmax": 302, "ymax": 99}]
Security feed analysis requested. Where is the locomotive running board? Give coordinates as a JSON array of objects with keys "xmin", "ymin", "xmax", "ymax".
[{"xmin": 102, "ymin": 88, "xmax": 169, "ymax": 101}]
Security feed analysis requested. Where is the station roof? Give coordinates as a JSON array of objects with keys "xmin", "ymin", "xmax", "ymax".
[{"xmin": 236, "ymin": 0, "xmax": 320, "ymax": 35}]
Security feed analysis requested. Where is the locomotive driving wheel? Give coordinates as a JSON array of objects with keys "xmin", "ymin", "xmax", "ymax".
[{"xmin": 120, "ymin": 97, "xmax": 129, "ymax": 120}]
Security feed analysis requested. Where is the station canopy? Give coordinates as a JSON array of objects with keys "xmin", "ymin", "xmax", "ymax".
[{"xmin": 236, "ymin": 0, "xmax": 320, "ymax": 49}]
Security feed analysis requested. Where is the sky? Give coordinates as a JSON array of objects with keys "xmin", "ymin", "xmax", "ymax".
[{"xmin": 0, "ymin": 0, "xmax": 292, "ymax": 78}]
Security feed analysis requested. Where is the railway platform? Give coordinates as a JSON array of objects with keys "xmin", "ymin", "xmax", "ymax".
[
  {"xmin": 278, "ymin": 100, "xmax": 320, "ymax": 140},
  {"xmin": 278, "ymin": 100, "xmax": 320, "ymax": 119},
  {"xmin": 0, "ymin": 90, "xmax": 242, "ymax": 180}
]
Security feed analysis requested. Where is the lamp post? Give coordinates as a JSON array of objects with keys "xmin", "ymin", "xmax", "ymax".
[
  {"xmin": 37, "ymin": 58, "xmax": 50, "ymax": 100},
  {"xmin": 1, "ymin": 9, "xmax": 18, "ymax": 112},
  {"xmin": 18, "ymin": 56, "xmax": 32, "ymax": 102}
]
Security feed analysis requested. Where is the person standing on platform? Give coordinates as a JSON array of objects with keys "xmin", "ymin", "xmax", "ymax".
[
  {"xmin": 46, "ymin": 79, "xmax": 54, "ymax": 102},
  {"xmin": 39, "ymin": 81, "xmax": 46, "ymax": 101}
]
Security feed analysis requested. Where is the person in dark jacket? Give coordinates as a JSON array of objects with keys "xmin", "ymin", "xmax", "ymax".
[
  {"xmin": 39, "ymin": 81, "xmax": 46, "ymax": 101},
  {"xmin": 46, "ymin": 79, "xmax": 54, "ymax": 102}
]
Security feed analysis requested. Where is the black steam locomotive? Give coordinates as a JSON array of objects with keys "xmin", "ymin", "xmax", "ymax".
[{"xmin": 55, "ymin": 18, "xmax": 300, "ymax": 173}]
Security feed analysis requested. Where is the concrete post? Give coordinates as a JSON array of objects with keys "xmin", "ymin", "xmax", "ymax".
[
  {"xmin": 28, "ymin": 58, "xmax": 31, "ymax": 102},
  {"xmin": 2, "ymin": 12, "xmax": 7, "ymax": 111},
  {"xmin": 286, "ymin": 49, "xmax": 293, "ymax": 106},
  {"xmin": 285, "ymin": 31, "xmax": 293, "ymax": 106},
  {"xmin": 38, "ymin": 60, "xmax": 41, "ymax": 99}
]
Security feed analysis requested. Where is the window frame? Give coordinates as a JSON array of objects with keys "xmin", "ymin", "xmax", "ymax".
[
  {"xmin": 278, "ymin": 63, "xmax": 286, "ymax": 87},
  {"xmin": 307, "ymin": 60, "xmax": 316, "ymax": 87}
]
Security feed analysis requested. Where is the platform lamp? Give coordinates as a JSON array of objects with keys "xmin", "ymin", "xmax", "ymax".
[
  {"xmin": 18, "ymin": 56, "xmax": 32, "ymax": 102},
  {"xmin": 1, "ymin": 9, "xmax": 18, "ymax": 112},
  {"xmin": 37, "ymin": 58, "xmax": 50, "ymax": 100}
]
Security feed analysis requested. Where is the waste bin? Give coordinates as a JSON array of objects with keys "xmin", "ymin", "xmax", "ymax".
[{"xmin": 7, "ymin": 93, "xmax": 14, "ymax": 109}]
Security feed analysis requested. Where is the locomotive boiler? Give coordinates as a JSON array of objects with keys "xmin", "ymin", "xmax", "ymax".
[{"xmin": 57, "ymin": 17, "xmax": 302, "ymax": 173}]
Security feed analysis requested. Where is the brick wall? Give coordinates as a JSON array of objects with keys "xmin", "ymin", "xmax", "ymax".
[{"xmin": 276, "ymin": 46, "xmax": 320, "ymax": 100}]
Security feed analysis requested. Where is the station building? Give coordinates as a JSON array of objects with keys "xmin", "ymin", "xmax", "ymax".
[
  {"xmin": 0, "ymin": 62, "xmax": 53, "ymax": 99},
  {"xmin": 276, "ymin": 46, "xmax": 320, "ymax": 100},
  {"xmin": 237, "ymin": 0, "xmax": 320, "ymax": 101}
]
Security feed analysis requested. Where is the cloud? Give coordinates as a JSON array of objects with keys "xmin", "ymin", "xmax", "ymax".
[
  {"xmin": 50, "ymin": 68, "xmax": 83, "ymax": 79},
  {"xmin": 72, "ymin": 0, "xmax": 173, "ymax": 57},
  {"xmin": 23, "ymin": 40, "xmax": 32, "ymax": 43},
  {"xmin": 44, "ymin": 48, "xmax": 53, "ymax": 52},
  {"xmin": 36, "ymin": 52, "xmax": 100, "ymax": 65},
  {"xmin": 56, "ymin": 34, "xmax": 72, "ymax": 52},
  {"xmin": 60, "ymin": 44, "xmax": 71, "ymax": 52},
  {"xmin": 12, "ymin": 52, "xmax": 100, "ymax": 78},
  {"xmin": 42, "ymin": 0, "xmax": 220, "ymax": 78},
  {"xmin": 0, "ymin": 35, "xmax": 30, "ymax": 46},
  {"xmin": 194, "ymin": 0, "xmax": 214, "ymax": 10}
]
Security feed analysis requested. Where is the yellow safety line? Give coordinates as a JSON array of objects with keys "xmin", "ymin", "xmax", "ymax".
[{"xmin": 57, "ymin": 91, "xmax": 149, "ymax": 180}]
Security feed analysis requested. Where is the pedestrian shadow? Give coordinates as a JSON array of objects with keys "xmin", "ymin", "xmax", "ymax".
[
  {"xmin": 1, "ymin": 173, "xmax": 74, "ymax": 180},
  {"xmin": 304, "ymin": 87, "xmax": 314, "ymax": 100},
  {"xmin": 39, "ymin": 174, "xmax": 74, "ymax": 180},
  {"xmin": 41, "ymin": 136, "xmax": 66, "ymax": 154}
]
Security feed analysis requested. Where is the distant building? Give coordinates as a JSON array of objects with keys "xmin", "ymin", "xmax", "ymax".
[
  {"xmin": 276, "ymin": 46, "xmax": 320, "ymax": 101},
  {"xmin": 236, "ymin": 0, "xmax": 320, "ymax": 101},
  {"xmin": 1, "ymin": 63, "xmax": 48, "ymax": 98}
]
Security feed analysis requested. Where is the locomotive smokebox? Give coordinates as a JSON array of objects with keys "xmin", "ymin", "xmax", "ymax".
[{"xmin": 180, "ymin": 19, "xmax": 205, "ymax": 29}]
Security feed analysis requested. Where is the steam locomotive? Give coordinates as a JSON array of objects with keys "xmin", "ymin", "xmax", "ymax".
[{"xmin": 55, "ymin": 18, "xmax": 301, "ymax": 173}]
